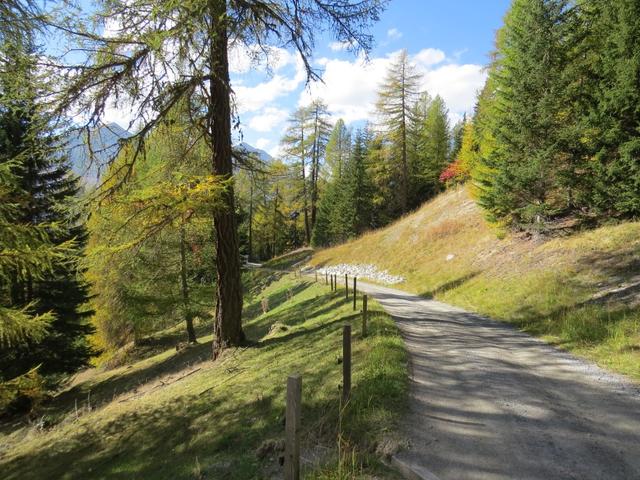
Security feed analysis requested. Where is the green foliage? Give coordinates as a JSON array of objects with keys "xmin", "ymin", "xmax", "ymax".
[
  {"xmin": 0, "ymin": 34, "xmax": 94, "ymax": 379},
  {"xmin": 85, "ymin": 116, "xmax": 222, "ymax": 351},
  {"xmin": 313, "ymin": 129, "xmax": 374, "ymax": 246},
  {"xmin": 477, "ymin": 0, "xmax": 578, "ymax": 226}
]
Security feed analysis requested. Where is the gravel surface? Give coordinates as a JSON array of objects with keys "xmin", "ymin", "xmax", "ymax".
[
  {"xmin": 355, "ymin": 280, "xmax": 640, "ymax": 480},
  {"xmin": 310, "ymin": 263, "xmax": 405, "ymax": 285}
]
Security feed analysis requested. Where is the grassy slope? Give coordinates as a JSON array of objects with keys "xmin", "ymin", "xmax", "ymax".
[
  {"xmin": 311, "ymin": 186, "xmax": 640, "ymax": 380},
  {"xmin": 0, "ymin": 267, "xmax": 406, "ymax": 479}
]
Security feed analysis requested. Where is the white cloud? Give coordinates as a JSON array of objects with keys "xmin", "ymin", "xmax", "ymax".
[
  {"xmin": 234, "ymin": 55, "xmax": 307, "ymax": 114},
  {"xmin": 412, "ymin": 48, "xmax": 446, "ymax": 67},
  {"xmin": 228, "ymin": 43, "xmax": 295, "ymax": 74},
  {"xmin": 387, "ymin": 28, "xmax": 403, "ymax": 40},
  {"xmin": 255, "ymin": 138, "xmax": 272, "ymax": 150},
  {"xmin": 298, "ymin": 49, "xmax": 486, "ymax": 124},
  {"xmin": 299, "ymin": 52, "xmax": 393, "ymax": 123},
  {"xmin": 328, "ymin": 41, "xmax": 352, "ymax": 52},
  {"xmin": 248, "ymin": 107, "xmax": 289, "ymax": 132}
]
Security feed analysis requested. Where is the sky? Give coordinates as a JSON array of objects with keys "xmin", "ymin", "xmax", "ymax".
[{"xmin": 100, "ymin": 0, "xmax": 512, "ymax": 158}]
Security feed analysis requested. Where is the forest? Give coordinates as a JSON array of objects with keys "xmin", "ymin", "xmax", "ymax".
[{"xmin": 1, "ymin": 0, "xmax": 639, "ymax": 448}]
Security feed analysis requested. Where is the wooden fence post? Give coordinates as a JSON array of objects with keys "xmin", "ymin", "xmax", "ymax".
[
  {"xmin": 285, "ymin": 374, "xmax": 302, "ymax": 480},
  {"xmin": 362, "ymin": 294, "xmax": 368, "ymax": 337},
  {"xmin": 345, "ymin": 274, "xmax": 349, "ymax": 300},
  {"xmin": 325, "ymin": 272, "xmax": 328, "ymax": 285},
  {"xmin": 315, "ymin": 271, "xmax": 318, "ymax": 282},
  {"xmin": 353, "ymin": 277, "xmax": 357, "ymax": 311},
  {"xmin": 342, "ymin": 325, "xmax": 351, "ymax": 403}
]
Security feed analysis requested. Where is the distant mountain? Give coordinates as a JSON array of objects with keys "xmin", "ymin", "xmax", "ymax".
[
  {"xmin": 65, "ymin": 123, "xmax": 131, "ymax": 181},
  {"xmin": 63, "ymin": 124, "xmax": 271, "ymax": 182},
  {"xmin": 235, "ymin": 142, "xmax": 273, "ymax": 163}
]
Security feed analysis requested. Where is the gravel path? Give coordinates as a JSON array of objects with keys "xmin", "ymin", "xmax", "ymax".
[{"xmin": 354, "ymin": 281, "xmax": 640, "ymax": 480}]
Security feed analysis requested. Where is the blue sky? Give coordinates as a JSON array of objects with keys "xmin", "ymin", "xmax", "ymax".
[{"xmin": 97, "ymin": 1, "xmax": 512, "ymax": 157}]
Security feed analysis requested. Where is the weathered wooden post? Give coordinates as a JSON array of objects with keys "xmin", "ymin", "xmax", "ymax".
[
  {"xmin": 315, "ymin": 271, "xmax": 318, "ymax": 282},
  {"xmin": 342, "ymin": 325, "xmax": 351, "ymax": 402},
  {"xmin": 362, "ymin": 294, "xmax": 368, "ymax": 337},
  {"xmin": 325, "ymin": 272, "xmax": 328, "ymax": 285},
  {"xmin": 285, "ymin": 374, "xmax": 302, "ymax": 480},
  {"xmin": 353, "ymin": 277, "xmax": 357, "ymax": 311},
  {"xmin": 345, "ymin": 274, "xmax": 349, "ymax": 300}
]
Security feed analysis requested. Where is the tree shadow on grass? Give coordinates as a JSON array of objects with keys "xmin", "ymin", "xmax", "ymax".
[{"xmin": 418, "ymin": 271, "xmax": 480, "ymax": 299}]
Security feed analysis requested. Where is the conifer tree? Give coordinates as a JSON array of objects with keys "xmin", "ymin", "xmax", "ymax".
[
  {"xmin": 325, "ymin": 119, "xmax": 351, "ymax": 180},
  {"xmin": 478, "ymin": 0, "xmax": 576, "ymax": 226},
  {"xmin": 0, "ymin": 35, "xmax": 94, "ymax": 376},
  {"xmin": 414, "ymin": 94, "xmax": 450, "ymax": 206},
  {"xmin": 375, "ymin": 49, "xmax": 422, "ymax": 214},
  {"xmin": 583, "ymin": 0, "xmax": 640, "ymax": 218}
]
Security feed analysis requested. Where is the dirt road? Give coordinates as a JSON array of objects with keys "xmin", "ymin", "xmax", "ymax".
[{"xmin": 357, "ymin": 281, "xmax": 640, "ymax": 480}]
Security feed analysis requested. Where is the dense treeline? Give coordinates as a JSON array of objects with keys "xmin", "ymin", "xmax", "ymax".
[
  {"xmin": 448, "ymin": 0, "xmax": 640, "ymax": 230},
  {"xmin": 0, "ymin": 29, "xmax": 94, "ymax": 409},
  {"xmin": 245, "ymin": 50, "xmax": 459, "ymax": 252}
]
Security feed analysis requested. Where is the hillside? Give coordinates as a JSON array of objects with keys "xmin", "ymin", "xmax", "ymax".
[
  {"xmin": 310, "ymin": 186, "xmax": 640, "ymax": 380},
  {"xmin": 0, "ymin": 269, "xmax": 406, "ymax": 479}
]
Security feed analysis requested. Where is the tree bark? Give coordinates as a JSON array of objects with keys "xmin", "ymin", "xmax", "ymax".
[
  {"xmin": 180, "ymin": 223, "xmax": 197, "ymax": 343},
  {"xmin": 209, "ymin": 0, "xmax": 244, "ymax": 358}
]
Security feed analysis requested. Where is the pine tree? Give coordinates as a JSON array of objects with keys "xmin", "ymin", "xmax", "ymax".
[
  {"xmin": 582, "ymin": 0, "xmax": 640, "ymax": 218},
  {"xmin": 307, "ymin": 100, "xmax": 332, "ymax": 232},
  {"xmin": 325, "ymin": 119, "xmax": 351, "ymax": 179},
  {"xmin": 478, "ymin": 0, "xmax": 577, "ymax": 226},
  {"xmin": 414, "ymin": 95, "xmax": 450, "ymax": 206},
  {"xmin": 450, "ymin": 113, "xmax": 467, "ymax": 162},
  {"xmin": 281, "ymin": 106, "xmax": 313, "ymax": 244},
  {"xmin": 375, "ymin": 49, "xmax": 422, "ymax": 214},
  {"xmin": 0, "ymin": 35, "xmax": 94, "ymax": 376}
]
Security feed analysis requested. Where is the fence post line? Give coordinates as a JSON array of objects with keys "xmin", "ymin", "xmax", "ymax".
[
  {"xmin": 353, "ymin": 277, "xmax": 357, "ymax": 311},
  {"xmin": 285, "ymin": 374, "xmax": 302, "ymax": 480},
  {"xmin": 345, "ymin": 274, "xmax": 349, "ymax": 300},
  {"xmin": 342, "ymin": 325, "xmax": 351, "ymax": 402},
  {"xmin": 362, "ymin": 294, "xmax": 368, "ymax": 337}
]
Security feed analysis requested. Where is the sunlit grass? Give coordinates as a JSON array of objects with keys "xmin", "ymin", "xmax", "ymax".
[
  {"xmin": 311, "ymin": 185, "xmax": 640, "ymax": 381},
  {"xmin": 0, "ymin": 269, "xmax": 407, "ymax": 479}
]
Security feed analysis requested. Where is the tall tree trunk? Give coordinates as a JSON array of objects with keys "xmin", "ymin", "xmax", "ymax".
[
  {"xmin": 248, "ymin": 178, "xmax": 253, "ymax": 262},
  {"xmin": 400, "ymin": 63, "xmax": 408, "ymax": 214},
  {"xmin": 208, "ymin": 0, "xmax": 244, "ymax": 358},
  {"xmin": 300, "ymin": 124, "xmax": 311, "ymax": 245},
  {"xmin": 180, "ymin": 223, "xmax": 197, "ymax": 343}
]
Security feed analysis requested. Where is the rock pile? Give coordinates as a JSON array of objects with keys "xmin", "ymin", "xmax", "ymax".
[{"xmin": 311, "ymin": 263, "xmax": 404, "ymax": 285}]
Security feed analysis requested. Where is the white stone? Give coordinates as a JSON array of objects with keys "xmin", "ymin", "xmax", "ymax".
[{"xmin": 312, "ymin": 263, "xmax": 404, "ymax": 285}]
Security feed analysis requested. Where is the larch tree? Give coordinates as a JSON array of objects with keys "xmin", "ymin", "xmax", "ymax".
[
  {"xmin": 281, "ymin": 106, "xmax": 313, "ymax": 244},
  {"xmin": 325, "ymin": 118, "xmax": 351, "ymax": 179},
  {"xmin": 375, "ymin": 49, "xmax": 422, "ymax": 214},
  {"xmin": 53, "ymin": 0, "xmax": 387, "ymax": 358},
  {"xmin": 307, "ymin": 99, "xmax": 332, "ymax": 231}
]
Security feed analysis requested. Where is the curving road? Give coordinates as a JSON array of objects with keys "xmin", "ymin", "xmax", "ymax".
[{"xmin": 356, "ymin": 281, "xmax": 640, "ymax": 480}]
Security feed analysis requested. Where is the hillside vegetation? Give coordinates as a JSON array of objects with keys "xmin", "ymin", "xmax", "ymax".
[
  {"xmin": 311, "ymin": 186, "xmax": 640, "ymax": 380},
  {"xmin": 0, "ymin": 268, "xmax": 406, "ymax": 479}
]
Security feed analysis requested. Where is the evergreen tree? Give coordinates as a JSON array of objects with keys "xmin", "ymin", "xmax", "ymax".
[
  {"xmin": 307, "ymin": 100, "xmax": 332, "ymax": 232},
  {"xmin": 413, "ymin": 95, "xmax": 450, "ymax": 206},
  {"xmin": 450, "ymin": 113, "xmax": 467, "ymax": 162},
  {"xmin": 375, "ymin": 49, "xmax": 422, "ymax": 214},
  {"xmin": 478, "ymin": 0, "xmax": 577, "ymax": 226},
  {"xmin": 325, "ymin": 119, "xmax": 351, "ymax": 180},
  {"xmin": 281, "ymin": 106, "xmax": 313, "ymax": 243},
  {"xmin": 582, "ymin": 0, "xmax": 640, "ymax": 218},
  {"xmin": 0, "ymin": 35, "xmax": 94, "ymax": 377}
]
